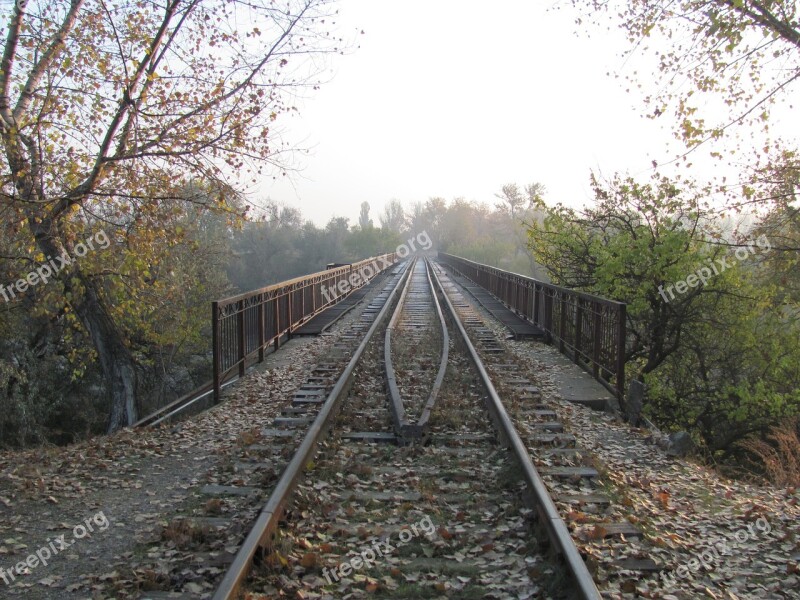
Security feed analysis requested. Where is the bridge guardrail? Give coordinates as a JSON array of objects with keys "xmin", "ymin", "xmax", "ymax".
[
  {"xmin": 212, "ymin": 253, "xmax": 398, "ymax": 401},
  {"xmin": 437, "ymin": 252, "xmax": 626, "ymax": 401}
]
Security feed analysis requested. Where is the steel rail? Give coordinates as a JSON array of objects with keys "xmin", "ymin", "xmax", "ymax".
[
  {"xmin": 384, "ymin": 257, "xmax": 449, "ymax": 439},
  {"xmin": 418, "ymin": 257, "xmax": 450, "ymax": 430},
  {"xmin": 428, "ymin": 261, "xmax": 602, "ymax": 600},
  {"xmin": 211, "ymin": 259, "xmax": 414, "ymax": 600},
  {"xmin": 142, "ymin": 377, "xmax": 240, "ymax": 429},
  {"xmin": 383, "ymin": 257, "xmax": 416, "ymax": 435},
  {"xmin": 131, "ymin": 382, "xmax": 215, "ymax": 429},
  {"xmin": 133, "ymin": 378, "xmax": 230, "ymax": 429},
  {"xmin": 132, "ymin": 339, "xmax": 281, "ymax": 429}
]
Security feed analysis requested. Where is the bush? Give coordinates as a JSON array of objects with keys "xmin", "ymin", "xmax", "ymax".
[{"xmin": 739, "ymin": 418, "xmax": 800, "ymax": 487}]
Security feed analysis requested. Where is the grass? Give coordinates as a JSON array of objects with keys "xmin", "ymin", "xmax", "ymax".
[
  {"xmin": 236, "ymin": 426, "xmax": 262, "ymax": 447},
  {"xmin": 415, "ymin": 475, "xmax": 439, "ymax": 496},
  {"xmin": 204, "ymin": 497, "xmax": 224, "ymax": 515},
  {"xmin": 160, "ymin": 518, "xmax": 215, "ymax": 550},
  {"xmin": 496, "ymin": 458, "xmax": 525, "ymax": 489},
  {"xmin": 133, "ymin": 568, "xmax": 171, "ymax": 592},
  {"xmin": 739, "ymin": 417, "xmax": 800, "ymax": 487}
]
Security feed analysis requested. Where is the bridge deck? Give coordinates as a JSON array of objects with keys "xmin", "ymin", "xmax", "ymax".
[
  {"xmin": 293, "ymin": 264, "xmax": 401, "ymax": 335},
  {"xmin": 293, "ymin": 261, "xmax": 545, "ymax": 339},
  {"xmin": 446, "ymin": 271, "xmax": 546, "ymax": 340}
]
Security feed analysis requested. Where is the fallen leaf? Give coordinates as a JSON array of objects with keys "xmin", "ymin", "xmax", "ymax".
[{"xmin": 300, "ymin": 552, "xmax": 317, "ymax": 569}]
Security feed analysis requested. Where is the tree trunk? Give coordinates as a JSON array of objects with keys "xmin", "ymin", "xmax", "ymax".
[
  {"xmin": 32, "ymin": 226, "xmax": 138, "ymax": 431},
  {"xmin": 73, "ymin": 272, "xmax": 138, "ymax": 431}
]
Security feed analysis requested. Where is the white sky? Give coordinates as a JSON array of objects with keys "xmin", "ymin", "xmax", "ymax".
[{"xmin": 259, "ymin": 0, "xmax": 684, "ymax": 226}]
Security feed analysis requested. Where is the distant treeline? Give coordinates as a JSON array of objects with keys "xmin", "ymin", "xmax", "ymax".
[{"xmin": 228, "ymin": 192, "xmax": 544, "ymax": 292}]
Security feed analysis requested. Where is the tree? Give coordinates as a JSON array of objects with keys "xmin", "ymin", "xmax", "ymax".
[
  {"xmin": 358, "ymin": 201, "xmax": 373, "ymax": 230},
  {"xmin": 529, "ymin": 172, "xmax": 800, "ymax": 453},
  {"xmin": 228, "ymin": 201, "xmax": 306, "ymax": 290},
  {"xmin": 417, "ymin": 197, "xmax": 446, "ymax": 244},
  {"xmin": 345, "ymin": 221, "xmax": 389, "ymax": 259},
  {"xmin": 495, "ymin": 182, "xmax": 545, "ymax": 218},
  {"xmin": 379, "ymin": 199, "xmax": 407, "ymax": 233},
  {"xmin": 495, "ymin": 184, "xmax": 525, "ymax": 218},
  {"xmin": 494, "ymin": 182, "xmax": 546, "ymax": 275},
  {"xmin": 573, "ymin": 0, "xmax": 800, "ymax": 153},
  {"xmin": 529, "ymin": 173, "xmax": 729, "ymax": 375},
  {"xmin": 0, "ymin": 0, "xmax": 345, "ymax": 430},
  {"xmin": 322, "ymin": 216, "xmax": 350, "ymax": 260}
]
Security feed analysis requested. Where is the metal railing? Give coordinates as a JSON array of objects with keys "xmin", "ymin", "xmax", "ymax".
[
  {"xmin": 212, "ymin": 253, "xmax": 398, "ymax": 401},
  {"xmin": 437, "ymin": 253, "xmax": 626, "ymax": 400}
]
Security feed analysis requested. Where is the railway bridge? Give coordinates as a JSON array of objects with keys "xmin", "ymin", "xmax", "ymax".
[
  {"xmin": 136, "ymin": 252, "xmax": 636, "ymax": 599},
  {"xmin": 8, "ymin": 251, "xmax": 796, "ymax": 600}
]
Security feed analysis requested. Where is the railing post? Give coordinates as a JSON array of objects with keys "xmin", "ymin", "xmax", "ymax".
[
  {"xmin": 544, "ymin": 290, "xmax": 553, "ymax": 343},
  {"xmin": 559, "ymin": 294, "xmax": 567, "ymax": 353},
  {"xmin": 286, "ymin": 292, "xmax": 302, "ymax": 340},
  {"xmin": 258, "ymin": 294, "xmax": 265, "ymax": 362},
  {"xmin": 521, "ymin": 280, "xmax": 527, "ymax": 316},
  {"xmin": 273, "ymin": 297, "xmax": 281, "ymax": 350},
  {"xmin": 592, "ymin": 305, "xmax": 602, "ymax": 378},
  {"xmin": 296, "ymin": 288, "xmax": 304, "ymax": 339},
  {"xmin": 237, "ymin": 299, "xmax": 246, "ymax": 377},
  {"xmin": 212, "ymin": 301, "xmax": 221, "ymax": 403},
  {"xmin": 575, "ymin": 297, "xmax": 583, "ymax": 366},
  {"xmin": 617, "ymin": 303, "xmax": 627, "ymax": 402}
]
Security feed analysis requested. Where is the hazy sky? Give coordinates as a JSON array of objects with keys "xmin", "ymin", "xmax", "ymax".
[{"xmin": 259, "ymin": 0, "xmax": 679, "ymax": 226}]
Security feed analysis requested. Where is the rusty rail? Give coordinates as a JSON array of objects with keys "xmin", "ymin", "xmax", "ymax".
[
  {"xmin": 212, "ymin": 260, "xmax": 413, "ymax": 600},
  {"xmin": 211, "ymin": 253, "xmax": 398, "ymax": 402},
  {"xmin": 429, "ymin": 262, "xmax": 602, "ymax": 600},
  {"xmin": 384, "ymin": 257, "xmax": 449, "ymax": 439},
  {"xmin": 437, "ymin": 252, "xmax": 626, "ymax": 401}
]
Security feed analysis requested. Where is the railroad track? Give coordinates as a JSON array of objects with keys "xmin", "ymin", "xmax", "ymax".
[
  {"xmin": 433, "ymin": 263, "xmax": 658, "ymax": 580},
  {"xmin": 204, "ymin": 256, "xmax": 600, "ymax": 599},
  {"xmin": 385, "ymin": 257, "xmax": 448, "ymax": 440}
]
